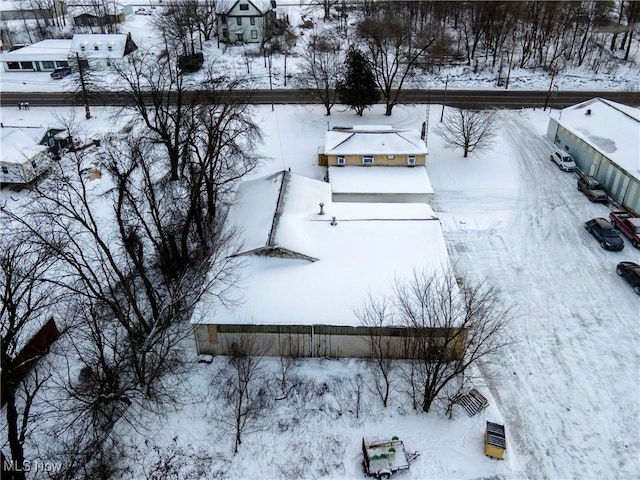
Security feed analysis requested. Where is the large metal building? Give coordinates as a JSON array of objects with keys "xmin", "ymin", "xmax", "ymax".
[{"xmin": 546, "ymin": 98, "xmax": 640, "ymax": 216}]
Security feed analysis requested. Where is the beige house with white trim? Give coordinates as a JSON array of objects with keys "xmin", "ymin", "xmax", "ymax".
[{"xmin": 318, "ymin": 125, "xmax": 428, "ymax": 168}]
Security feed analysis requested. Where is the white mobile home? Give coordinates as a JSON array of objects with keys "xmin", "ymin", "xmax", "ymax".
[{"xmin": 0, "ymin": 40, "xmax": 71, "ymax": 72}]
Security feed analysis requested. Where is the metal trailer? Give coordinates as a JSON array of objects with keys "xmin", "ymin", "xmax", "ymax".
[{"xmin": 362, "ymin": 437, "xmax": 419, "ymax": 479}]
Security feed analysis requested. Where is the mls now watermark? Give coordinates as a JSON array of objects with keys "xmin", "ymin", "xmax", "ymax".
[{"xmin": 3, "ymin": 458, "xmax": 63, "ymax": 474}]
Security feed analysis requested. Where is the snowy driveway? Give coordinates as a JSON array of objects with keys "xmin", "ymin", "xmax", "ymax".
[{"xmin": 432, "ymin": 110, "xmax": 640, "ymax": 479}]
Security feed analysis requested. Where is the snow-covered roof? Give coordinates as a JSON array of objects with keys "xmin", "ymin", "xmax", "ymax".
[
  {"xmin": 69, "ymin": 34, "xmax": 128, "ymax": 59},
  {"xmin": 329, "ymin": 166, "xmax": 434, "ymax": 195},
  {"xmin": 216, "ymin": 0, "xmax": 273, "ymax": 14},
  {"xmin": 192, "ymin": 171, "xmax": 450, "ymax": 327},
  {"xmin": 324, "ymin": 126, "xmax": 428, "ymax": 156},
  {"xmin": 554, "ymin": 97, "xmax": 640, "ymax": 179},
  {"xmin": 1, "ymin": 129, "xmax": 48, "ymax": 165},
  {"xmin": 0, "ymin": 39, "xmax": 71, "ymax": 62}
]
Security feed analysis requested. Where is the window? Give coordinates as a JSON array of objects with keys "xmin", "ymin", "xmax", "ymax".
[
  {"xmin": 337, "ymin": 156, "xmax": 345, "ymax": 166},
  {"xmin": 387, "ymin": 154, "xmax": 395, "ymax": 160},
  {"xmin": 94, "ymin": 45, "xmax": 99, "ymax": 51},
  {"xmin": 2, "ymin": 166, "xmax": 8, "ymax": 174},
  {"xmin": 55, "ymin": 61, "xmax": 69, "ymax": 68},
  {"xmin": 407, "ymin": 156, "xmax": 416, "ymax": 166},
  {"xmin": 222, "ymin": 29, "xmax": 228, "ymax": 38},
  {"xmin": 362, "ymin": 156, "xmax": 374, "ymax": 165},
  {"xmin": 239, "ymin": 3, "xmax": 249, "ymax": 9},
  {"xmin": 236, "ymin": 16, "xmax": 242, "ymax": 25},
  {"xmin": 41, "ymin": 61, "xmax": 55, "ymax": 70},
  {"xmin": 251, "ymin": 30, "xmax": 257, "ymax": 39},
  {"xmin": 250, "ymin": 16, "xmax": 256, "ymax": 25},
  {"xmin": 20, "ymin": 62, "xmax": 33, "ymax": 70},
  {"xmin": 7, "ymin": 62, "xmax": 20, "ymax": 70},
  {"xmin": 221, "ymin": 14, "xmax": 226, "ymax": 24}
]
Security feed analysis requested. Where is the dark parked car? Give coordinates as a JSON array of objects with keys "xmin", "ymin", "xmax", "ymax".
[
  {"xmin": 578, "ymin": 176, "xmax": 607, "ymax": 203},
  {"xmin": 50, "ymin": 66, "xmax": 72, "ymax": 79},
  {"xmin": 616, "ymin": 261, "xmax": 640, "ymax": 295},
  {"xmin": 584, "ymin": 217, "xmax": 624, "ymax": 251}
]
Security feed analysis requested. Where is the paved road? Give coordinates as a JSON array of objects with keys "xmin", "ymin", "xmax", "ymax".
[{"xmin": 1, "ymin": 89, "xmax": 638, "ymax": 109}]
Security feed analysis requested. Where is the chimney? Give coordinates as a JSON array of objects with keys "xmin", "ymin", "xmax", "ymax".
[
  {"xmin": 330, "ymin": 216, "xmax": 337, "ymax": 226},
  {"xmin": 319, "ymin": 203, "xmax": 325, "ymax": 215},
  {"xmin": 586, "ymin": 109, "xmax": 592, "ymax": 116}
]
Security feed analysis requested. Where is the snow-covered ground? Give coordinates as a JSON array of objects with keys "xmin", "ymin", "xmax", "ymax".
[
  {"xmin": 2, "ymin": 100, "xmax": 638, "ymax": 479},
  {"xmin": 2, "ymin": 5, "xmax": 640, "ymax": 479}
]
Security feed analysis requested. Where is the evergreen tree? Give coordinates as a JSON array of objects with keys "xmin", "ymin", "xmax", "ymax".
[{"xmin": 336, "ymin": 46, "xmax": 380, "ymax": 116}]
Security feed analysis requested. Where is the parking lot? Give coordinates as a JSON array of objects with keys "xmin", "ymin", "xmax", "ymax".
[{"xmin": 432, "ymin": 109, "xmax": 640, "ymax": 478}]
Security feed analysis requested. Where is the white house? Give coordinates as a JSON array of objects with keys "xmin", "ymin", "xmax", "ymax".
[
  {"xmin": 1, "ymin": 129, "xmax": 52, "ymax": 184},
  {"xmin": 216, "ymin": 0, "xmax": 275, "ymax": 44},
  {"xmin": 191, "ymin": 170, "xmax": 455, "ymax": 358},
  {"xmin": 69, "ymin": 33, "xmax": 137, "ymax": 68},
  {"xmin": 546, "ymin": 97, "xmax": 640, "ymax": 216},
  {"xmin": 0, "ymin": 40, "xmax": 72, "ymax": 72}
]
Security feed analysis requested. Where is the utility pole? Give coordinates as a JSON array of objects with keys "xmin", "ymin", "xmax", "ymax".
[
  {"xmin": 76, "ymin": 52, "xmax": 91, "ymax": 120},
  {"xmin": 543, "ymin": 62, "xmax": 557, "ymax": 112},
  {"xmin": 440, "ymin": 74, "xmax": 448, "ymax": 122},
  {"xmin": 268, "ymin": 54, "xmax": 274, "ymax": 112},
  {"xmin": 423, "ymin": 88, "xmax": 430, "ymax": 147},
  {"xmin": 505, "ymin": 36, "xmax": 517, "ymax": 89}
]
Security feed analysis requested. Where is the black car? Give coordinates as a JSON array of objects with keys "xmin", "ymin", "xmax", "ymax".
[
  {"xmin": 584, "ymin": 217, "xmax": 624, "ymax": 250},
  {"xmin": 50, "ymin": 66, "xmax": 72, "ymax": 79},
  {"xmin": 616, "ymin": 262, "xmax": 640, "ymax": 295},
  {"xmin": 578, "ymin": 176, "xmax": 608, "ymax": 203}
]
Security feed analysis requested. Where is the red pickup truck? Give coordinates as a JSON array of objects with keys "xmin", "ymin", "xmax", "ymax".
[{"xmin": 609, "ymin": 211, "xmax": 640, "ymax": 248}]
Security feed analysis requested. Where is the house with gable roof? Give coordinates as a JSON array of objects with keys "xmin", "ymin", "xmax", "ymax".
[
  {"xmin": 191, "ymin": 170, "xmax": 464, "ymax": 359},
  {"xmin": 216, "ymin": 0, "xmax": 275, "ymax": 44},
  {"xmin": 69, "ymin": 33, "xmax": 137, "ymax": 68}
]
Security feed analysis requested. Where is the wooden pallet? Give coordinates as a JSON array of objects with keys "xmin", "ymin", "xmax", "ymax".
[{"xmin": 458, "ymin": 388, "xmax": 489, "ymax": 417}]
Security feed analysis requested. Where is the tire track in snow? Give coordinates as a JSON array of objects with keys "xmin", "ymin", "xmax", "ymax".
[{"xmin": 443, "ymin": 110, "xmax": 640, "ymax": 479}]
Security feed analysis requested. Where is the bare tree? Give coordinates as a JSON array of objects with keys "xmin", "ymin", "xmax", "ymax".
[
  {"xmin": 358, "ymin": 8, "xmax": 443, "ymax": 115},
  {"xmin": 435, "ymin": 108, "xmax": 498, "ymax": 158},
  {"xmin": 393, "ymin": 269, "xmax": 513, "ymax": 413},
  {"xmin": 296, "ymin": 33, "xmax": 342, "ymax": 116},
  {"xmin": 0, "ymin": 230, "xmax": 60, "ymax": 480},
  {"xmin": 355, "ymin": 295, "xmax": 394, "ymax": 408},
  {"xmin": 215, "ymin": 333, "xmax": 271, "ymax": 454}
]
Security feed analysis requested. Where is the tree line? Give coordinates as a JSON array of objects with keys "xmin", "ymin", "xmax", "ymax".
[{"xmin": 1, "ymin": 46, "xmax": 260, "ymax": 479}]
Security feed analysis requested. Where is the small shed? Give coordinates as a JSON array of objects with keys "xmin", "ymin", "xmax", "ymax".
[
  {"xmin": 484, "ymin": 421, "xmax": 506, "ymax": 460},
  {"xmin": 1, "ymin": 129, "xmax": 52, "ymax": 184}
]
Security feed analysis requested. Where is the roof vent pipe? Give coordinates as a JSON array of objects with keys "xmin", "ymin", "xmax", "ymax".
[
  {"xmin": 330, "ymin": 216, "xmax": 337, "ymax": 226},
  {"xmin": 319, "ymin": 202, "xmax": 325, "ymax": 215},
  {"xmin": 586, "ymin": 109, "xmax": 592, "ymax": 115}
]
